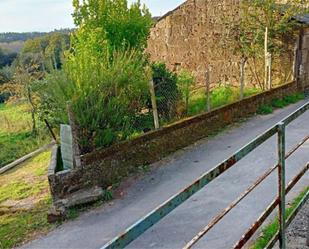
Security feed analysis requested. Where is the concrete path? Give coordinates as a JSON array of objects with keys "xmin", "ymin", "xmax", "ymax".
[{"xmin": 22, "ymin": 100, "xmax": 309, "ymax": 249}]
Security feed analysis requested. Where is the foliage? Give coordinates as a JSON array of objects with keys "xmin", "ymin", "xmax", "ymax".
[
  {"xmin": 0, "ymin": 65, "xmax": 13, "ymax": 84},
  {"xmin": 240, "ymin": 0, "xmax": 307, "ymax": 56},
  {"xmin": 257, "ymin": 104, "xmax": 274, "ymax": 115},
  {"xmin": 0, "ymin": 92, "xmax": 10, "ymax": 103},
  {"xmin": 220, "ymin": 0, "xmax": 309, "ymax": 90},
  {"xmin": 0, "ymin": 151, "xmax": 54, "ymax": 249},
  {"xmin": 41, "ymin": 46, "xmax": 150, "ymax": 153},
  {"xmin": 151, "ymin": 62, "xmax": 180, "ymax": 121},
  {"xmin": 37, "ymin": 1, "xmax": 153, "ymax": 153},
  {"xmin": 35, "ymin": 71, "xmax": 71, "ymax": 126},
  {"xmin": 0, "ymin": 32, "xmax": 47, "ymax": 44},
  {"xmin": 69, "ymin": 49, "xmax": 149, "ymax": 153},
  {"xmin": 0, "ymin": 29, "xmax": 72, "ymax": 43},
  {"xmin": 0, "ymin": 103, "xmax": 50, "ymax": 168},
  {"xmin": 271, "ymin": 98, "xmax": 288, "ymax": 108},
  {"xmin": 72, "ymin": 0, "xmax": 152, "ymax": 52},
  {"xmin": 271, "ymin": 93, "xmax": 305, "ymax": 109},
  {"xmin": 257, "ymin": 93, "xmax": 304, "ymax": 115},
  {"xmin": 0, "ymin": 41, "xmax": 25, "ymax": 53},
  {"xmin": 210, "ymin": 86, "xmax": 237, "ymax": 109},
  {"xmin": 283, "ymin": 93, "xmax": 305, "ymax": 104},
  {"xmin": 188, "ymin": 86, "xmax": 261, "ymax": 116},
  {"xmin": 103, "ymin": 189, "xmax": 114, "ymax": 201},
  {"xmin": 6, "ymin": 32, "xmax": 70, "ymax": 133},
  {"xmin": 20, "ymin": 32, "xmax": 70, "ymax": 72},
  {"xmin": 177, "ymin": 70, "xmax": 195, "ymax": 114},
  {"xmin": 0, "ymin": 47, "xmax": 17, "ymax": 68}
]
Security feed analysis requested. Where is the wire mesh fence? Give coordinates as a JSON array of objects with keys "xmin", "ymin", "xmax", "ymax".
[{"xmin": 149, "ymin": 68, "xmax": 260, "ymax": 130}]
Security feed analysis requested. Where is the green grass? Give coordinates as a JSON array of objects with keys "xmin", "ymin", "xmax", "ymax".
[
  {"xmin": 0, "ymin": 151, "xmax": 55, "ymax": 249},
  {"xmin": 271, "ymin": 98, "xmax": 288, "ymax": 108},
  {"xmin": 283, "ymin": 93, "xmax": 305, "ymax": 104},
  {"xmin": 257, "ymin": 105, "xmax": 274, "ymax": 115},
  {"xmin": 257, "ymin": 93, "xmax": 305, "ymax": 116},
  {"xmin": 0, "ymin": 102, "xmax": 50, "ymax": 168},
  {"xmin": 188, "ymin": 86, "xmax": 261, "ymax": 116},
  {"xmin": 187, "ymin": 88, "xmax": 304, "ymax": 117},
  {"xmin": 251, "ymin": 186, "xmax": 309, "ymax": 249}
]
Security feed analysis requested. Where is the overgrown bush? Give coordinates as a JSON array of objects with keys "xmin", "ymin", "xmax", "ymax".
[
  {"xmin": 151, "ymin": 63, "xmax": 180, "ymax": 121},
  {"xmin": 257, "ymin": 105, "xmax": 273, "ymax": 115},
  {"xmin": 40, "ymin": 44, "xmax": 150, "ymax": 153},
  {"xmin": 37, "ymin": 0, "xmax": 154, "ymax": 153},
  {"xmin": 0, "ymin": 92, "xmax": 11, "ymax": 103}
]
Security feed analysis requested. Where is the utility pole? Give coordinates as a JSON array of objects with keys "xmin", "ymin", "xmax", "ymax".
[
  {"xmin": 205, "ymin": 68, "xmax": 211, "ymax": 112},
  {"xmin": 240, "ymin": 58, "xmax": 246, "ymax": 100},
  {"xmin": 264, "ymin": 27, "xmax": 268, "ymax": 90},
  {"xmin": 149, "ymin": 79, "xmax": 160, "ymax": 130}
]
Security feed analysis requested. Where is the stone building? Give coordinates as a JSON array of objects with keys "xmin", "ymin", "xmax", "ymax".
[
  {"xmin": 147, "ymin": 0, "xmax": 242, "ymax": 86},
  {"xmin": 147, "ymin": 0, "xmax": 308, "ymax": 90},
  {"xmin": 297, "ymin": 15, "xmax": 309, "ymax": 93}
]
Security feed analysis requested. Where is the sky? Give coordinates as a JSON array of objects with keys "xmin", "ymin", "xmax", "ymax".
[{"xmin": 0, "ymin": 0, "xmax": 186, "ymax": 33}]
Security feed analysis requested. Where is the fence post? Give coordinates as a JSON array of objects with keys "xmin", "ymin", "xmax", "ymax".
[
  {"xmin": 240, "ymin": 58, "xmax": 246, "ymax": 100},
  {"xmin": 264, "ymin": 27, "xmax": 268, "ymax": 90},
  {"xmin": 205, "ymin": 69, "xmax": 211, "ymax": 112},
  {"xmin": 267, "ymin": 53, "xmax": 272, "ymax": 90},
  {"xmin": 278, "ymin": 122, "xmax": 286, "ymax": 249},
  {"xmin": 149, "ymin": 79, "xmax": 160, "ymax": 130}
]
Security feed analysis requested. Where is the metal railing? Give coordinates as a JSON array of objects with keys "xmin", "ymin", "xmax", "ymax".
[{"xmin": 101, "ymin": 101, "xmax": 309, "ymax": 249}]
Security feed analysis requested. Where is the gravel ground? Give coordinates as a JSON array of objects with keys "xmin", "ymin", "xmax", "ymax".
[{"xmin": 284, "ymin": 199, "xmax": 309, "ymax": 249}]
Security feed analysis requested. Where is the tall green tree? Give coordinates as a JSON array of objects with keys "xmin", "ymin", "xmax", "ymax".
[
  {"xmin": 72, "ymin": 0, "xmax": 153, "ymax": 52},
  {"xmin": 227, "ymin": 0, "xmax": 308, "ymax": 89},
  {"xmin": 20, "ymin": 33, "xmax": 70, "ymax": 72},
  {"xmin": 239, "ymin": 0, "xmax": 307, "ymax": 58}
]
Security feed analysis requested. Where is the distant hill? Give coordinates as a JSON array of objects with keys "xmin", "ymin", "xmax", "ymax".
[
  {"xmin": 0, "ymin": 32, "xmax": 47, "ymax": 43},
  {"xmin": 0, "ymin": 29, "xmax": 73, "ymax": 43},
  {"xmin": 0, "ymin": 29, "xmax": 74, "ymax": 53}
]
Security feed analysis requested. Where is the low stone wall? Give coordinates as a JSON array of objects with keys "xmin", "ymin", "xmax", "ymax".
[{"xmin": 48, "ymin": 81, "xmax": 299, "ymax": 201}]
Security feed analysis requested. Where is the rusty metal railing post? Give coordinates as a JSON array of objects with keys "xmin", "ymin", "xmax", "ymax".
[{"xmin": 278, "ymin": 122, "xmax": 286, "ymax": 249}]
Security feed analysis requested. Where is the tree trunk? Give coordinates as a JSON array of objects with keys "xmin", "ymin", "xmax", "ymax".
[{"xmin": 27, "ymin": 84, "xmax": 36, "ymax": 134}]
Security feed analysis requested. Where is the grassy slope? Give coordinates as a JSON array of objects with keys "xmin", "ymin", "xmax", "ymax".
[
  {"xmin": 0, "ymin": 151, "xmax": 54, "ymax": 249},
  {"xmin": 0, "ymin": 103, "xmax": 50, "ymax": 168}
]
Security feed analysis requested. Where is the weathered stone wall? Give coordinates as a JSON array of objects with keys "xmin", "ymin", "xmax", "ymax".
[
  {"xmin": 147, "ymin": 0, "xmax": 241, "ymax": 85},
  {"xmin": 300, "ymin": 27, "xmax": 309, "ymax": 94},
  {"xmin": 147, "ymin": 0, "xmax": 301, "ymax": 89},
  {"xmin": 48, "ymin": 81, "xmax": 299, "ymax": 200}
]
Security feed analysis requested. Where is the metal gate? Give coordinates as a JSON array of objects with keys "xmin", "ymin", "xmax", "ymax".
[{"xmin": 102, "ymin": 101, "xmax": 309, "ymax": 249}]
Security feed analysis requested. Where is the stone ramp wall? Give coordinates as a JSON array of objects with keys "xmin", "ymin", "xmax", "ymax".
[{"xmin": 48, "ymin": 81, "xmax": 299, "ymax": 201}]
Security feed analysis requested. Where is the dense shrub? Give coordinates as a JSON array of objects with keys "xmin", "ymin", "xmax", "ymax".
[
  {"xmin": 38, "ymin": 0, "xmax": 154, "ymax": 153},
  {"xmin": 40, "ymin": 46, "xmax": 150, "ymax": 153},
  {"xmin": 0, "ymin": 92, "xmax": 11, "ymax": 103},
  {"xmin": 0, "ymin": 48, "xmax": 17, "ymax": 68},
  {"xmin": 151, "ymin": 63, "xmax": 180, "ymax": 121}
]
